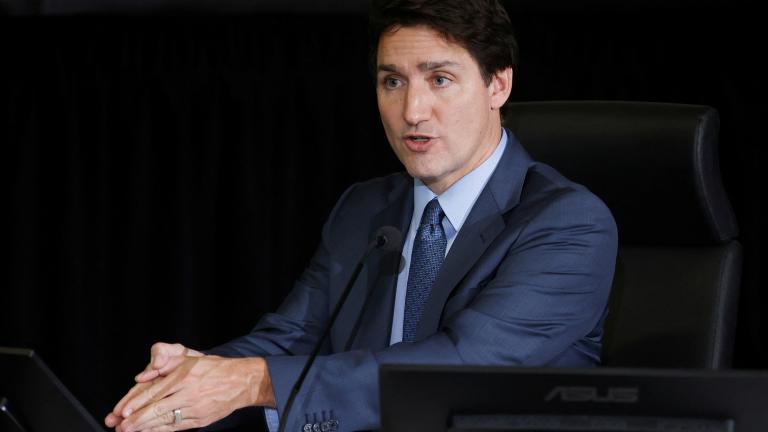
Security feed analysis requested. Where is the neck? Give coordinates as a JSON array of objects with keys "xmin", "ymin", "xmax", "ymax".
[{"xmin": 423, "ymin": 125, "xmax": 502, "ymax": 195}]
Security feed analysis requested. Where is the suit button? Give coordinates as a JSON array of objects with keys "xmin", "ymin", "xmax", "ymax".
[
  {"xmin": 321, "ymin": 420, "xmax": 340, "ymax": 431},
  {"xmin": 313, "ymin": 423, "xmax": 321, "ymax": 432},
  {"xmin": 303, "ymin": 424, "xmax": 313, "ymax": 432}
]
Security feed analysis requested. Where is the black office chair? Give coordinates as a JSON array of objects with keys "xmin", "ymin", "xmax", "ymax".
[{"xmin": 504, "ymin": 101, "xmax": 741, "ymax": 369}]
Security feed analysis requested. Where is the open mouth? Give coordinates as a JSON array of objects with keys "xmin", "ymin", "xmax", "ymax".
[{"xmin": 404, "ymin": 135, "xmax": 436, "ymax": 150}]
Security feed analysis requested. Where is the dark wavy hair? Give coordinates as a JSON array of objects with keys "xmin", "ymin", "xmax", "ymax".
[{"xmin": 368, "ymin": 0, "xmax": 518, "ymax": 86}]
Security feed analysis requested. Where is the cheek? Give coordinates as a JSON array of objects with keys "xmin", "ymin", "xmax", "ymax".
[
  {"xmin": 448, "ymin": 93, "xmax": 490, "ymax": 129},
  {"xmin": 377, "ymin": 99, "xmax": 400, "ymax": 130},
  {"xmin": 436, "ymin": 88, "xmax": 472, "ymax": 116}
]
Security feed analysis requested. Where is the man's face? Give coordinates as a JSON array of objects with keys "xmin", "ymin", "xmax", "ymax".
[{"xmin": 376, "ymin": 25, "xmax": 511, "ymax": 194}]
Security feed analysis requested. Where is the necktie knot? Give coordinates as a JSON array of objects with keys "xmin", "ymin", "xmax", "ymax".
[{"xmin": 421, "ymin": 198, "xmax": 444, "ymax": 227}]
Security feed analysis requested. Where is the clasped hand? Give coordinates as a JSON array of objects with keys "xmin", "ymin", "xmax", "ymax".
[{"xmin": 105, "ymin": 343, "xmax": 274, "ymax": 432}]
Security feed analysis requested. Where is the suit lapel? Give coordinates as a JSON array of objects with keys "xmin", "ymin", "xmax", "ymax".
[
  {"xmin": 415, "ymin": 132, "xmax": 533, "ymax": 340},
  {"xmin": 414, "ymin": 188, "xmax": 504, "ymax": 340},
  {"xmin": 344, "ymin": 177, "xmax": 413, "ymax": 351}
]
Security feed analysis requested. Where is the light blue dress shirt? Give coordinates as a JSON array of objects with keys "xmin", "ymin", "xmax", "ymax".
[
  {"xmin": 266, "ymin": 130, "xmax": 508, "ymax": 431},
  {"xmin": 389, "ymin": 129, "xmax": 508, "ymax": 344}
]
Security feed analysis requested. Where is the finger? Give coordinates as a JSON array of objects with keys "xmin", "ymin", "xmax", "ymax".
[
  {"xmin": 134, "ymin": 344, "xmax": 170, "ymax": 383},
  {"xmin": 135, "ymin": 359, "xmax": 162, "ymax": 383},
  {"xmin": 120, "ymin": 349, "xmax": 195, "ymax": 417},
  {"xmin": 105, "ymin": 412, "xmax": 123, "ymax": 427},
  {"xmin": 147, "ymin": 344, "xmax": 172, "ymax": 373},
  {"xmin": 150, "ymin": 343, "xmax": 187, "ymax": 367},
  {"xmin": 120, "ymin": 377, "xmax": 177, "ymax": 419},
  {"xmin": 135, "ymin": 355, "xmax": 183, "ymax": 383},
  {"xmin": 135, "ymin": 368, "xmax": 160, "ymax": 383},
  {"xmin": 156, "ymin": 351, "xmax": 190, "ymax": 376},
  {"xmin": 145, "ymin": 418, "xmax": 202, "ymax": 432},
  {"xmin": 118, "ymin": 345, "xmax": 177, "ymax": 415},
  {"xmin": 113, "ymin": 381, "xmax": 153, "ymax": 417},
  {"xmin": 123, "ymin": 395, "xmax": 194, "ymax": 432},
  {"xmin": 136, "ymin": 344, "xmax": 190, "ymax": 382},
  {"xmin": 121, "ymin": 402, "xmax": 175, "ymax": 432}
]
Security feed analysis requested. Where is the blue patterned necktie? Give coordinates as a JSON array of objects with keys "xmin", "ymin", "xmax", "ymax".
[{"xmin": 403, "ymin": 197, "xmax": 447, "ymax": 342}]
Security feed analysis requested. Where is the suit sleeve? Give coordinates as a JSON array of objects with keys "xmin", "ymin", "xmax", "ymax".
[{"xmin": 262, "ymin": 188, "xmax": 618, "ymax": 431}]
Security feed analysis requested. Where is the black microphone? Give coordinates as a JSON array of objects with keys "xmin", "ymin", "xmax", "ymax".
[
  {"xmin": 277, "ymin": 226, "xmax": 402, "ymax": 432},
  {"xmin": 372, "ymin": 225, "xmax": 403, "ymax": 253}
]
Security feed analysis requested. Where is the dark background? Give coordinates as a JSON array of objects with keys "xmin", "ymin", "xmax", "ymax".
[{"xmin": 1, "ymin": 0, "xmax": 763, "ymax": 428}]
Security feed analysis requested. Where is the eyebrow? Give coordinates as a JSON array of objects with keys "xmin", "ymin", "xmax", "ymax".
[{"xmin": 377, "ymin": 60, "xmax": 461, "ymax": 73}]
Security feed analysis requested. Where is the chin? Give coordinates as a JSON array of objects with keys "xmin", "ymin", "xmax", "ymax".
[
  {"xmin": 403, "ymin": 157, "xmax": 443, "ymax": 179},
  {"xmin": 404, "ymin": 163, "xmax": 435, "ymax": 180}
]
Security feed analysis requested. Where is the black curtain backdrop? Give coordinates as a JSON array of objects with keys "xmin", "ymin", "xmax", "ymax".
[{"xmin": 1, "ymin": 4, "xmax": 763, "ymax": 430}]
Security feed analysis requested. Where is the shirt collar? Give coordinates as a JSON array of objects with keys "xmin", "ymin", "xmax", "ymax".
[{"xmin": 413, "ymin": 129, "xmax": 508, "ymax": 233}]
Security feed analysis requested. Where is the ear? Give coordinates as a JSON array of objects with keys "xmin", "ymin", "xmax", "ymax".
[{"xmin": 489, "ymin": 67, "xmax": 513, "ymax": 110}]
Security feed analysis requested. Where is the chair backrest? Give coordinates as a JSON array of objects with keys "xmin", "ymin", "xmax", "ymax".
[{"xmin": 504, "ymin": 101, "xmax": 741, "ymax": 369}]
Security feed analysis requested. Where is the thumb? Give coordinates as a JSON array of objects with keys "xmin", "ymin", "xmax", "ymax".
[
  {"xmin": 134, "ymin": 342, "xmax": 191, "ymax": 382},
  {"xmin": 152, "ymin": 353, "xmax": 168, "ymax": 369},
  {"xmin": 135, "ymin": 351, "xmax": 188, "ymax": 382},
  {"xmin": 135, "ymin": 364, "xmax": 159, "ymax": 382},
  {"xmin": 133, "ymin": 352, "xmax": 168, "ymax": 383},
  {"xmin": 156, "ymin": 350, "xmax": 189, "ymax": 375}
]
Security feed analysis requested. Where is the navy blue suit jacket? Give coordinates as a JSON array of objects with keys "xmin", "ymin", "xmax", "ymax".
[{"xmin": 207, "ymin": 132, "xmax": 618, "ymax": 431}]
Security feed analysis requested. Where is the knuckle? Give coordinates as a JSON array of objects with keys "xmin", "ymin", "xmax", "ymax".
[
  {"xmin": 144, "ymin": 387, "xmax": 157, "ymax": 402},
  {"xmin": 162, "ymin": 411, "xmax": 174, "ymax": 424},
  {"xmin": 151, "ymin": 342, "xmax": 164, "ymax": 351}
]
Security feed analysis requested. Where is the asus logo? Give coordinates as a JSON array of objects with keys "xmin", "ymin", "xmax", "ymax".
[{"xmin": 545, "ymin": 386, "xmax": 639, "ymax": 403}]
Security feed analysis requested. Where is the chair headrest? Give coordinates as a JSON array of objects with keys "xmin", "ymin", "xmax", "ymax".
[{"xmin": 504, "ymin": 101, "xmax": 738, "ymax": 244}]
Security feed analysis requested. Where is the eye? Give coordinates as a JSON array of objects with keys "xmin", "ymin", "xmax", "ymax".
[
  {"xmin": 432, "ymin": 75, "xmax": 453, "ymax": 88},
  {"xmin": 383, "ymin": 77, "xmax": 402, "ymax": 89}
]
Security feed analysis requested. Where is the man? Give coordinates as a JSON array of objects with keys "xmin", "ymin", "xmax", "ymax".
[{"xmin": 106, "ymin": 0, "xmax": 617, "ymax": 431}]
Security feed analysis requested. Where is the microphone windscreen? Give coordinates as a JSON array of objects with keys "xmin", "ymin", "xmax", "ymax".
[{"xmin": 376, "ymin": 226, "xmax": 402, "ymax": 252}]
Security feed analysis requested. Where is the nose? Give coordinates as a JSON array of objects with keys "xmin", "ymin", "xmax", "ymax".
[{"xmin": 403, "ymin": 82, "xmax": 432, "ymax": 126}]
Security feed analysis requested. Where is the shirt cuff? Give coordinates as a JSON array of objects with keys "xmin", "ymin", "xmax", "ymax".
[{"xmin": 264, "ymin": 407, "xmax": 280, "ymax": 432}]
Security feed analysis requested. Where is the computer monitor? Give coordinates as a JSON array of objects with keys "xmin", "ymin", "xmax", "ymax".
[
  {"xmin": 0, "ymin": 347, "xmax": 105, "ymax": 432},
  {"xmin": 379, "ymin": 365, "xmax": 768, "ymax": 432}
]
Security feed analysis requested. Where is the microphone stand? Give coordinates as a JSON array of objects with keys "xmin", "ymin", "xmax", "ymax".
[{"xmin": 277, "ymin": 228, "xmax": 400, "ymax": 432}]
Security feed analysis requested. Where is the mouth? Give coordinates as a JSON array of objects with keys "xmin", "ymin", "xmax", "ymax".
[{"xmin": 403, "ymin": 134, "xmax": 437, "ymax": 151}]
